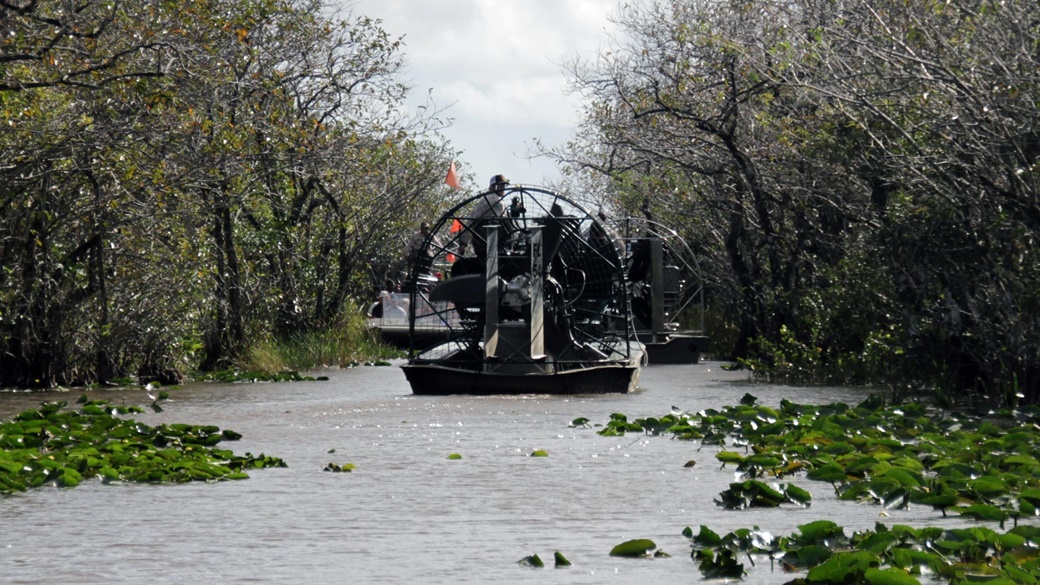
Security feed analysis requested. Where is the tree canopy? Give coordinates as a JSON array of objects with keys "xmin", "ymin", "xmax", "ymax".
[
  {"xmin": 559, "ymin": 0, "xmax": 1040, "ymax": 405},
  {"xmin": 0, "ymin": 0, "xmax": 457, "ymax": 386}
]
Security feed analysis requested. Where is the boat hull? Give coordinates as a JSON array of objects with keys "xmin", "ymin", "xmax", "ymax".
[
  {"xmin": 402, "ymin": 362, "xmax": 641, "ymax": 395},
  {"xmin": 641, "ymin": 333, "xmax": 709, "ymax": 364}
]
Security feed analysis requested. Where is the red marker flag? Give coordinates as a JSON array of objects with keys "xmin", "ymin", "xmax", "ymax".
[
  {"xmin": 450, "ymin": 219, "xmax": 463, "ymax": 233},
  {"xmin": 444, "ymin": 161, "xmax": 461, "ymax": 189}
]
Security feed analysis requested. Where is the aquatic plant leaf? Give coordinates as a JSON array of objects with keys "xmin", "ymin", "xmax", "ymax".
[
  {"xmin": 807, "ymin": 551, "xmax": 879, "ymax": 583},
  {"xmin": 878, "ymin": 468, "xmax": 925, "ymax": 488},
  {"xmin": 569, "ymin": 417, "xmax": 590, "ymax": 428},
  {"xmin": 793, "ymin": 520, "xmax": 844, "ymax": 544},
  {"xmin": 321, "ymin": 462, "xmax": 355, "ymax": 472},
  {"xmin": 996, "ymin": 532, "xmax": 1027, "ymax": 550},
  {"xmin": 856, "ymin": 532, "xmax": 899, "ymax": 555},
  {"xmin": 1002, "ymin": 564, "xmax": 1038, "ymax": 585},
  {"xmin": 790, "ymin": 544, "xmax": 832, "ymax": 567},
  {"xmin": 888, "ymin": 548, "xmax": 942, "ymax": 572},
  {"xmin": 745, "ymin": 454, "xmax": 785, "ymax": 469},
  {"xmin": 1018, "ymin": 488, "xmax": 1040, "ymax": 505},
  {"xmin": 784, "ymin": 483, "xmax": 813, "ymax": 505},
  {"xmin": 1003, "ymin": 454, "xmax": 1040, "ymax": 468},
  {"xmin": 716, "ymin": 451, "xmax": 744, "ymax": 467},
  {"xmin": 684, "ymin": 525, "xmax": 722, "ymax": 548},
  {"xmin": 807, "ymin": 464, "xmax": 848, "ymax": 484},
  {"xmin": 517, "ymin": 554, "xmax": 543, "ymax": 568},
  {"xmin": 609, "ymin": 539, "xmax": 656, "ymax": 557},
  {"xmin": 697, "ymin": 549, "xmax": 744, "ymax": 578},
  {"xmin": 970, "ymin": 478, "xmax": 1009, "ymax": 500},
  {"xmin": 864, "ymin": 567, "xmax": 922, "ymax": 585},
  {"xmin": 447, "ymin": 453, "xmax": 462, "ymax": 460},
  {"xmin": 913, "ymin": 492, "xmax": 960, "ymax": 513},
  {"xmin": 530, "ymin": 449, "xmax": 548, "ymax": 457},
  {"xmin": 958, "ymin": 503, "xmax": 1008, "ymax": 522},
  {"xmin": 60, "ymin": 468, "xmax": 82, "ymax": 487},
  {"xmin": 935, "ymin": 462, "xmax": 981, "ymax": 478},
  {"xmin": 553, "ymin": 551, "xmax": 571, "ymax": 567},
  {"xmin": 882, "ymin": 487, "xmax": 910, "ymax": 510}
]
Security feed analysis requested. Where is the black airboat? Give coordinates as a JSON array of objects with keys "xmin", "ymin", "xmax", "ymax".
[{"xmin": 399, "ymin": 185, "xmax": 645, "ymax": 395}]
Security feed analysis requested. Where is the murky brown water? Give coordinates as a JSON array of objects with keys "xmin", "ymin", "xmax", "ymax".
[{"xmin": 0, "ymin": 362, "xmax": 991, "ymax": 584}]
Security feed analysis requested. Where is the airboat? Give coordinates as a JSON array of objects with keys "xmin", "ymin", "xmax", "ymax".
[
  {"xmin": 400, "ymin": 185, "xmax": 645, "ymax": 395},
  {"xmin": 614, "ymin": 217, "xmax": 709, "ymax": 364}
]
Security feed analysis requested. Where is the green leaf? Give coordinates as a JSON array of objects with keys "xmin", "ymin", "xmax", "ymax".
[
  {"xmin": 794, "ymin": 520, "xmax": 843, "ymax": 543},
  {"xmin": 864, "ymin": 567, "xmax": 922, "ymax": 585},
  {"xmin": 530, "ymin": 449, "xmax": 548, "ymax": 457},
  {"xmin": 517, "ymin": 554, "xmax": 543, "ymax": 568},
  {"xmin": 553, "ymin": 551, "xmax": 571, "ymax": 567},
  {"xmin": 958, "ymin": 503, "xmax": 1008, "ymax": 522},
  {"xmin": 686, "ymin": 525, "xmax": 722, "ymax": 547},
  {"xmin": 60, "ymin": 468, "xmax": 82, "ymax": 487},
  {"xmin": 697, "ymin": 549, "xmax": 745, "ymax": 578},
  {"xmin": 784, "ymin": 483, "xmax": 813, "ymax": 504},
  {"xmin": 716, "ymin": 451, "xmax": 745, "ymax": 466},
  {"xmin": 609, "ymin": 539, "xmax": 656, "ymax": 557}
]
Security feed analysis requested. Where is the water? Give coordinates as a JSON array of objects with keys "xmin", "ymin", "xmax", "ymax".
[{"xmin": 0, "ymin": 362, "xmax": 1002, "ymax": 584}]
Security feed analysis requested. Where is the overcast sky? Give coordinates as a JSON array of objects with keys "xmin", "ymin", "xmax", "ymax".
[{"xmin": 343, "ymin": 0, "xmax": 619, "ymax": 189}]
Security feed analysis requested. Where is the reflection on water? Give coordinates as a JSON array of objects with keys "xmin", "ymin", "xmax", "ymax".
[{"xmin": 0, "ymin": 362, "xmax": 1000, "ymax": 584}]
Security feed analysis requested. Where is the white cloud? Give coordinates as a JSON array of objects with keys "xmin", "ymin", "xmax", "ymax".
[{"xmin": 345, "ymin": 0, "xmax": 618, "ymax": 184}]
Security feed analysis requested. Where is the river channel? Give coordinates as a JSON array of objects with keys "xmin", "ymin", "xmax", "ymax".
[{"xmin": 0, "ymin": 361, "xmax": 992, "ymax": 584}]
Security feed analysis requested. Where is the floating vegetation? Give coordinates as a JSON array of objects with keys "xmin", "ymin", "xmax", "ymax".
[
  {"xmin": 515, "ymin": 551, "xmax": 573, "ymax": 569},
  {"xmin": 687, "ymin": 522, "xmax": 1040, "ymax": 584},
  {"xmin": 609, "ymin": 538, "xmax": 662, "ymax": 558},
  {"xmin": 0, "ymin": 399, "xmax": 286, "ymax": 494},
  {"xmin": 530, "ymin": 449, "xmax": 549, "ymax": 457},
  {"xmin": 447, "ymin": 453, "xmax": 462, "ymax": 460},
  {"xmin": 717, "ymin": 479, "xmax": 813, "ymax": 509},
  {"xmin": 517, "ymin": 554, "xmax": 544, "ymax": 568},
  {"xmin": 574, "ymin": 394, "xmax": 1040, "ymax": 523},
  {"xmin": 322, "ymin": 462, "xmax": 356, "ymax": 472}
]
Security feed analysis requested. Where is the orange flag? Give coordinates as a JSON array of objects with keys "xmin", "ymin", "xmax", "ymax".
[
  {"xmin": 444, "ymin": 161, "xmax": 461, "ymax": 189},
  {"xmin": 450, "ymin": 219, "xmax": 463, "ymax": 233}
]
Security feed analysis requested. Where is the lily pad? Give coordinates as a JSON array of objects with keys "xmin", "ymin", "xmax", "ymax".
[{"xmin": 609, "ymin": 538, "xmax": 657, "ymax": 557}]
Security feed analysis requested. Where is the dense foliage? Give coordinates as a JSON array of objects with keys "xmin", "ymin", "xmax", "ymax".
[
  {"xmin": 559, "ymin": 0, "xmax": 1040, "ymax": 405},
  {"xmin": 0, "ymin": 0, "xmax": 456, "ymax": 387}
]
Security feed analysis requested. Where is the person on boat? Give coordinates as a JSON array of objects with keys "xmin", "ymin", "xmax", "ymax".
[
  {"xmin": 458, "ymin": 174, "xmax": 511, "ymax": 260},
  {"xmin": 405, "ymin": 222, "xmax": 442, "ymax": 276}
]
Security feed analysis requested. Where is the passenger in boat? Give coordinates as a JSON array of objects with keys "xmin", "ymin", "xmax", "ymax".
[
  {"xmin": 454, "ymin": 174, "xmax": 513, "ymax": 277},
  {"xmin": 458, "ymin": 174, "xmax": 511, "ymax": 258},
  {"xmin": 405, "ymin": 222, "xmax": 442, "ymax": 276}
]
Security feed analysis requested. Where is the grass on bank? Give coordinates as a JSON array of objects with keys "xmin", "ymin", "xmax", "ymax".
[{"xmin": 237, "ymin": 308, "xmax": 402, "ymax": 374}]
